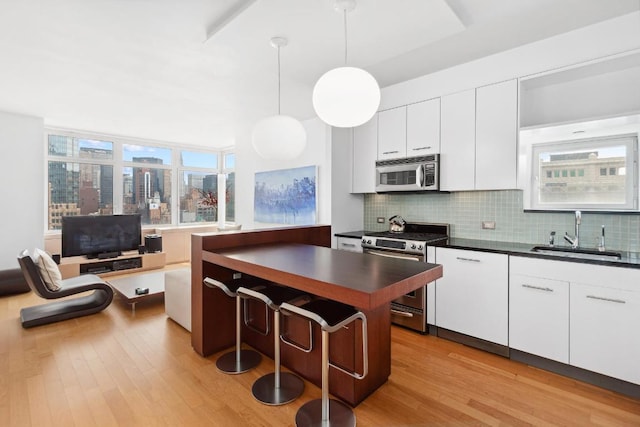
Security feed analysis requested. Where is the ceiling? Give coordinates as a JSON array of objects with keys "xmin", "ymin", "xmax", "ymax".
[{"xmin": 0, "ymin": 0, "xmax": 637, "ymax": 148}]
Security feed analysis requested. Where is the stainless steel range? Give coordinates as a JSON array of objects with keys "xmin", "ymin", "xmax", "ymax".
[{"xmin": 362, "ymin": 222, "xmax": 449, "ymax": 333}]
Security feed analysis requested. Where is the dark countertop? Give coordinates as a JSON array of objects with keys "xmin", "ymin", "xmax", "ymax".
[
  {"xmin": 334, "ymin": 230, "xmax": 368, "ymax": 239},
  {"xmin": 204, "ymin": 242, "xmax": 443, "ymax": 310},
  {"xmin": 334, "ymin": 231, "xmax": 640, "ymax": 269},
  {"xmin": 445, "ymin": 237, "xmax": 640, "ymax": 269}
]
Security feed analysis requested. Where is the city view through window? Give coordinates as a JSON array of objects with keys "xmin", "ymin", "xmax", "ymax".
[{"xmin": 47, "ymin": 134, "xmax": 234, "ymax": 230}]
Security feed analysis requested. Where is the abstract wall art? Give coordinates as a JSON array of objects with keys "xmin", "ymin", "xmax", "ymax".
[{"xmin": 254, "ymin": 165, "xmax": 317, "ymax": 225}]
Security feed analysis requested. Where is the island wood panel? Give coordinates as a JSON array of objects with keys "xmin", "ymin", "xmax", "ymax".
[
  {"xmin": 191, "ymin": 260, "xmax": 389, "ymax": 406},
  {"xmin": 190, "ymin": 225, "xmax": 331, "ymax": 358},
  {"xmin": 190, "ymin": 226, "xmax": 442, "ymax": 406}
]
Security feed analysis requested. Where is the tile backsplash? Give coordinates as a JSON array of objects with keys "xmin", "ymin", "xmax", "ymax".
[{"xmin": 364, "ymin": 190, "xmax": 640, "ymax": 252}]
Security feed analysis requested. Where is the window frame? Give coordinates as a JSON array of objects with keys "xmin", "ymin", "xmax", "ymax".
[
  {"xmin": 530, "ymin": 134, "xmax": 638, "ymax": 211},
  {"xmin": 45, "ymin": 128, "xmax": 234, "ymax": 231}
]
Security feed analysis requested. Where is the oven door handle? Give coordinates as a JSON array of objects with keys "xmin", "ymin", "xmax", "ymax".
[
  {"xmin": 391, "ymin": 309, "xmax": 414, "ymax": 318},
  {"xmin": 364, "ymin": 249, "xmax": 421, "ymax": 261}
]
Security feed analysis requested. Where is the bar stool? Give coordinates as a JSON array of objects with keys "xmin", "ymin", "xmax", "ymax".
[
  {"xmin": 280, "ymin": 299, "xmax": 368, "ymax": 427},
  {"xmin": 203, "ymin": 277, "xmax": 262, "ymax": 374},
  {"xmin": 236, "ymin": 285, "xmax": 308, "ymax": 405}
]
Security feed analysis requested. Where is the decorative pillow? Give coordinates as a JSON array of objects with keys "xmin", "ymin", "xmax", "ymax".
[{"xmin": 34, "ymin": 248, "xmax": 62, "ymax": 292}]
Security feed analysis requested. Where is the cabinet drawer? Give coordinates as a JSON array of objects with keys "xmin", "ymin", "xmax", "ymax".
[
  {"xmin": 336, "ymin": 237, "xmax": 363, "ymax": 253},
  {"xmin": 509, "ymin": 274, "xmax": 569, "ymax": 363}
]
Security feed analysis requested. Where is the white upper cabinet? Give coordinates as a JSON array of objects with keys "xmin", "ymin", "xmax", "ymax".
[
  {"xmin": 377, "ymin": 98, "xmax": 442, "ymax": 161},
  {"xmin": 475, "ymin": 79, "xmax": 518, "ymax": 190},
  {"xmin": 351, "ymin": 115, "xmax": 378, "ymax": 193},
  {"xmin": 440, "ymin": 89, "xmax": 476, "ymax": 191},
  {"xmin": 406, "ymin": 98, "xmax": 440, "ymax": 156},
  {"xmin": 377, "ymin": 107, "xmax": 406, "ymax": 160},
  {"xmin": 440, "ymin": 80, "xmax": 518, "ymax": 191}
]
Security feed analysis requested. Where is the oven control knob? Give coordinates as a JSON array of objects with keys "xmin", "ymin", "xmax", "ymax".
[
  {"xmin": 418, "ymin": 245, "xmax": 423, "ymax": 250},
  {"xmin": 411, "ymin": 244, "xmax": 416, "ymax": 249},
  {"xmin": 361, "ymin": 239, "xmax": 366, "ymax": 244},
  {"xmin": 367, "ymin": 239, "xmax": 372, "ymax": 244}
]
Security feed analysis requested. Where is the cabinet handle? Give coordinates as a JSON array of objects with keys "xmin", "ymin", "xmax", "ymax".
[
  {"xmin": 391, "ymin": 309, "xmax": 414, "ymax": 318},
  {"xmin": 412, "ymin": 146, "xmax": 431, "ymax": 151},
  {"xmin": 586, "ymin": 295, "xmax": 626, "ymax": 304},
  {"xmin": 341, "ymin": 243, "xmax": 356, "ymax": 248},
  {"xmin": 382, "ymin": 150, "xmax": 399, "ymax": 155},
  {"xmin": 456, "ymin": 257, "xmax": 480, "ymax": 262},
  {"xmin": 522, "ymin": 284, "xmax": 554, "ymax": 292}
]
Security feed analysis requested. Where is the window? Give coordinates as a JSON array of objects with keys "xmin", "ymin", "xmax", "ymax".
[
  {"xmin": 531, "ymin": 134, "xmax": 637, "ymax": 211},
  {"xmin": 46, "ymin": 131, "xmax": 233, "ymax": 230},
  {"xmin": 47, "ymin": 136, "xmax": 114, "ymax": 229}
]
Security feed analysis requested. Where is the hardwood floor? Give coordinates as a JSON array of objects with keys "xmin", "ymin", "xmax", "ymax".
[{"xmin": 2, "ymin": 270, "xmax": 639, "ymax": 426}]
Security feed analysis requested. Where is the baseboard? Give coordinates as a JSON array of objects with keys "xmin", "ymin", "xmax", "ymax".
[{"xmin": 510, "ymin": 349, "xmax": 640, "ymax": 399}]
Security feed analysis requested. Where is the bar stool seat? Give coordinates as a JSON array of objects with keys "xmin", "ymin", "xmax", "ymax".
[
  {"xmin": 237, "ymin": 285, "xmax": 308, "ymax": 405},
  {"xmin": 203, "ymin": 277, "xmax": 262, "ymax": 374},
  {"xmin": 280, "ymin": 299, "xmax": 368, "ymax": 427}
]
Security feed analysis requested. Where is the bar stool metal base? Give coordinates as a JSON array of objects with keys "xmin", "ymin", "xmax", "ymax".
[
  {"xmin": 215, "ymin": 349, "xmax": 262, "ymax": 374},
  {"xmin": 252, "ymin": 372, "xmax": 304, "ymax": 405},
  {"xmin": 295, "ymin": 399, "xmax": 356, "ymax": 427}
]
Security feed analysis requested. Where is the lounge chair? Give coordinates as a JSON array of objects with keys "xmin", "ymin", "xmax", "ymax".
[{"xmin": 17, "ymin": 250, "xmax": 114, "ymax": 328}]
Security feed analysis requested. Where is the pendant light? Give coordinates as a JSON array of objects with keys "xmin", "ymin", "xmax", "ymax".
[
  {"xmin": 252, "ymin": 37, "xmax": 307, "ymax": 160},
  {"xmin": 312, "ymin": 0, "xmax": 380, "ymax": 128}
]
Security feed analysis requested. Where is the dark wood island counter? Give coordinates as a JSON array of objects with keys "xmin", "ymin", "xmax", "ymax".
[{"xmin": 191, "ymin": 225, "xmax": 442, "ymax": 406}]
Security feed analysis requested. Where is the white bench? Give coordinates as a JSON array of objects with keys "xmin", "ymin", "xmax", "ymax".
[{"xmin": 164, "ymin": 268, "xmax": 191, "ymax": 331}]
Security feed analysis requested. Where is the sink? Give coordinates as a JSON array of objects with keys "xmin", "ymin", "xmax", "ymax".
[{"xmin": 530, "ymin": 245, "xmax": 622, "ymax": 261}]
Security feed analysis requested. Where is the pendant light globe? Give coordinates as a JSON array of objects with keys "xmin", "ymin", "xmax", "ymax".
[
  {"xmin": 251, "ymin": 114, "xmax": 307, "ymax": 160},
  {"xmin": 312, "ymin": 0, "xmax": 380, "ymax": 128},
  {"xmin": 252, "ymin": 36, "xmax": 307, "ymax": 159},
  {"xmin": 313, "ymin": 66, "xmax": 380, "ymax": 128}
]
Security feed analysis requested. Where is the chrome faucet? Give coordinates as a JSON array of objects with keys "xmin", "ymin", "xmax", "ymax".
[{"xmin": 564, "ymin": 210, "xmax": 581, "ymax": 249}]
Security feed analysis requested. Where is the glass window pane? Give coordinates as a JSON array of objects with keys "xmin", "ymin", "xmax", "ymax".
[
  {"xmin": 122, "ymin": 166, "xmax": 171, "ymax": 225},
  {"xmin": 224, "ymin": 153, "xmax": 235, "ymax": 169},
  {"xmin": 48, "ymin": 161, "xmax": 113, "ymax": 230},
  {"xmin": 123, "ymin": 144, "xmax": 172, "ymax": 165},
  {"xmin": 48, "ymin": 135, "xmax": 113, "ymax": 159},
  {"xmin": 226, "ymin": 172, "xmax": 235, "ymax": 222},
  {"xmin": 48, "ymin": 135, "xmax": 75, "ymax": 156},
  {"xmin": 78, "ymin": 139, "xmax": 113, "ymax": 160},
  {"xmin": 179, "ymin": 171, "xmax": 218, "ymax": 223},
  {"xmin": 536, "ymin": 142, "xmax": 629, "ymax": 207},
  {"xmin": 181, "ymin": 151, "xmax": 218, "ymax": 168}
]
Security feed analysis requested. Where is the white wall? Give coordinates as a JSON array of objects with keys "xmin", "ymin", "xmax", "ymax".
[
  {"xmin": 234, "ymin": 117, "xmax": 333, "ymax": 229},
  {"xmin": 380, "ymin": 11, "xmax": 640, "ymax": 110},
  {"xmin": 0, "ymin": 110, "xmax": 44, "ymax": 269},
  {"xmin": 330, "ymin": 127, "xmax": 363, "ymax": 247}
]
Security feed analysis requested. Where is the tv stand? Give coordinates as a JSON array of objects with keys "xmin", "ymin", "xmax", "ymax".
[
  {"xmin": 59, "ymin": 252, "xmax": 166, "ymax": 279},
  {"xmin": 87, "ymin": 251, "xmax": 121, "ymax": 260}
]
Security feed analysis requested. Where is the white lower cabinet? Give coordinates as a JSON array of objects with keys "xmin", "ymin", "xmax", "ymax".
[
  {"xmin": 435, "ymin": 248, "xmax": 508, "ymax": 345},
  {"xmin": 509, "ymin": 259, "xmax": 569, "ymax": 363},
  {"xmin": 336, "ymin": 236, "xmax": 363, "ymax": 253},
  {"xmin": 509, "ymin": 256, "xmax": 640, "ymax": 385},
  {"xmin": 570, "ymin": 281, "xmax": 640, "ymax": 385}
]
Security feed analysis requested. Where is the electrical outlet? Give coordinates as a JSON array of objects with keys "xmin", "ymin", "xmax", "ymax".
[
  {"xmin": 377, "ymin": 217, "xmax": 385, "ymax": 224},
  {"xmin": 482, "ymin": 221, "xmax": 496, "ymax": 230},
  {"xmin": 233, "ymin": 272, "xmax": 242, "ymax": 279}
]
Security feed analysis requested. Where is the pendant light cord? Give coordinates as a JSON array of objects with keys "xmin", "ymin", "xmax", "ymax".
[
  {"xmin": 343, "ymin": 8, "xmax": 348, "ymax": 65},
  {"xmin": 277, "ymin": 44, "xmax": 281, "ymax": 115}
]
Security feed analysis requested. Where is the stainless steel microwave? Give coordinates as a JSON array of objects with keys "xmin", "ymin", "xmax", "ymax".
[{"xmin": 375, "ymin": 154, "xmax": 439, "ymax": 192}]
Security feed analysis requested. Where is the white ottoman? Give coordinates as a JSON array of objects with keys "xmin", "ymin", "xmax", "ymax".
[{"xmin": 164, "ymin": 268, "xmax": 191, "ymax": 331}]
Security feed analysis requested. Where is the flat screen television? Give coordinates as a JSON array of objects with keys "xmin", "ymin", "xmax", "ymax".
[{"xmin": 61, "ymin": 214, "xmax": 142, "ymax": 259}]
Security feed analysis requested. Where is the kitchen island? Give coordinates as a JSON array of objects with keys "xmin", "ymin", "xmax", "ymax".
[{"xmin": 191, "ymin": 225, "xmax": 442, "ymax": 406}]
